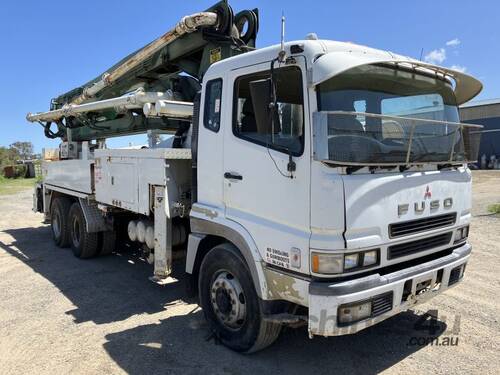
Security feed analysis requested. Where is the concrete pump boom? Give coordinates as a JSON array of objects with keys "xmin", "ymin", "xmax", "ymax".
[
  {"xmin": 67, "ymin": 12, "xmax": 218, "ymax": 107},
  {"xmin": 26, "ymin": 1, "xmax": 258, "ymax": 142}
]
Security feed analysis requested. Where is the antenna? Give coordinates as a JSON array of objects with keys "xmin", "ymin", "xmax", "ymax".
[
  {"xmin": 278, "ymin": 11, "xmax": 286, "ymax": 63},
  {"xmin": 419, "ymin": 47, "xmax": 424, "ymax": 61}
]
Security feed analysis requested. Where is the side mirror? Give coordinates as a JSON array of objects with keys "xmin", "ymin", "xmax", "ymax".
[{"xmin": 249, "ymin": 78, "xmax": 280, "ymax": 134}]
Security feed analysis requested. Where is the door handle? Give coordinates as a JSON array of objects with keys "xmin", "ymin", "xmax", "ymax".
[{"xmin": 224, "ymin": 172, "xmax": 243, "ymax": 180}]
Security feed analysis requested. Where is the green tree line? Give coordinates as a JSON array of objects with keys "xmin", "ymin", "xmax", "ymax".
[{"xmin": 0, "ymin": 142, "xmax": 35, "ymax": 168}]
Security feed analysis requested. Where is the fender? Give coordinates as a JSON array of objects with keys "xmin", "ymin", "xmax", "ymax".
[{"xmin": 188, "ymin": 208, "xmax": 268, "ymax": 299}]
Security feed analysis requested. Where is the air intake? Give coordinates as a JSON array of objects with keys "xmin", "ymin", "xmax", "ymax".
[
  {"xmin": 388, "ymin": 232, "xmax": 452, "ymax": 259},
  {"xmin": 389, "ymin": 213, "xmax": 456, "ymax": 238}
]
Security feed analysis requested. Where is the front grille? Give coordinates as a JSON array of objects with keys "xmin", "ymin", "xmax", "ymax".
[
  {"xmin": 389, "ymin": 213, "xmax": 457, "ymax": 238},
  {"xmin": 372, "ymin": 292, "xmax": 393, "ymax": 316},
  {"xmin": 388, "ymin": 232, "xmax": 452, "ymax": 259}
]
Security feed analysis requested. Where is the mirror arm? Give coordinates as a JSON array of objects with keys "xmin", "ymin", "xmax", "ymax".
[
  {"xmin": 270, "ymin": 58, "xmax": 279, "ymax": 110},
  {"xmin": 287, "ymin": 150, "xmax": 296, "ymax": 176},
  {"xmin": 271, "ymin": 57, "xmax": 295, "ymax": 179}
]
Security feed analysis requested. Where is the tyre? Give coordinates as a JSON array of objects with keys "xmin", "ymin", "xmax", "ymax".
[
  {"xmin": 68, "ymin": 202, "xmax": 99, "ymax": 259},
  {"xmin": 98, "ymin": 231, "xmax": 116, "ymax": 256},
  {"xmin": 50, "ymin": 197, "xmax": 72, "ymax": 248},
  {"xmin": 198, "ymin": 243, "xmax": 281, "ymax": 353}
]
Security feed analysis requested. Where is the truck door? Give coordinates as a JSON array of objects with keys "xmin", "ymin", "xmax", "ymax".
[{"xmin": 223, "ymin": 60, "xmax": 311, "ymax": 275}]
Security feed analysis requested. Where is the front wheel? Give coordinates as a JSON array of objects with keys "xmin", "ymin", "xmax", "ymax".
[{"xmin": 198, "ymin": 243, "xmax": 281, "ymax": 353}]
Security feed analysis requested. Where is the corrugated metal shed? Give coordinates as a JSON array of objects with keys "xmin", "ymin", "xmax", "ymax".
[
  {"xmin": 460, "ymin": 98, "xmax": 500, "ymax": 121},
  {"xmin": 460, "ymin": 99, "xmax": 500, "ymax": 167}
]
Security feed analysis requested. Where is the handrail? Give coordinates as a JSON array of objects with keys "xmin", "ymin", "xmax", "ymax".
[
  {"xmin": 315, "ymin": 111, "xmax": 483, "ymax": 167},
  {"xmin": 321, "ymin": 111, "xmax": 484, "ymax": 128}
]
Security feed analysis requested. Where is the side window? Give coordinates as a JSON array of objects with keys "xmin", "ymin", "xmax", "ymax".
[
  {"xmin": 233, "ymin": 66, "xmax": 304, "ymax": 155},
  {"xmin": 204, "ymin": 79, "xmax": 223, "ymax": 132}
]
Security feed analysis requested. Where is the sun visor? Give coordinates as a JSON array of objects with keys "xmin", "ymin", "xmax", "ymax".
[{"xmin": 312, "ymin": 51, "xmax": 482, "ymax": 105}]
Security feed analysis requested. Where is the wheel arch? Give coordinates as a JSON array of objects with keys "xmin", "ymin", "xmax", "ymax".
[
  {"xmin": 47, "ymin": 189, "xmax": 78, "ymax": 214},
  {"xmin": 187, "ymin": 216, "xmax": 266, "ymax": 299}
]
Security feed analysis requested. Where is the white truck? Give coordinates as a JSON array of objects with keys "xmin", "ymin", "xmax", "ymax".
[{"xmin": 27, "ymin": 2, "xmax": 483, "ymax": 352}]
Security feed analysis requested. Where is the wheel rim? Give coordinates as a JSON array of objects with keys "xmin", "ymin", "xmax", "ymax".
[
  {"xmin": 72, "ymin": 216, "xmax": 81, "ymax": 248},
  {"xmin": 52, "ymin": 210, "xmax": 61, "ymax": 238},
  {"xmin": 210, "ymin": 271, "xmax": 247, "ymax": 330}
]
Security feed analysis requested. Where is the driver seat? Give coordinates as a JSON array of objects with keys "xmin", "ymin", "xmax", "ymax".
[{"xmin": 241, "ymin": 98, "xmax": 257, "ymax": 133}]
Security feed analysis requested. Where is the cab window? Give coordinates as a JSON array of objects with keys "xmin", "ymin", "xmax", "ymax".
[
  {"xmin": 204, "ymin": 79, "xmax": 223, "ymax": 132},
  {"xmin": 233, "ymin": 66, "xmax": 304, "ymax": 155}
]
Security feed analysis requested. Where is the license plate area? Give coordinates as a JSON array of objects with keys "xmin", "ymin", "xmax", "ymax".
[
  {"xmin": 416, "ymin": 279, "xmax": 432, "ymax": 295},
  {"xmin": 401, "ymin": 269, "xmax": 443, "ymax": 303}
]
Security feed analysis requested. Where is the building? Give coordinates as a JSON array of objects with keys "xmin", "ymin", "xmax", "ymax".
[{"xmin": 460, "ymin": 99, "xmax": 500, "ymax": 168}]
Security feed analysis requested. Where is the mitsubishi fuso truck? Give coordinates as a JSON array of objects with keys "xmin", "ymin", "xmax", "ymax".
[{"xmin": 26, "ymin": 1, "xmax": 483, "ymax": 353}]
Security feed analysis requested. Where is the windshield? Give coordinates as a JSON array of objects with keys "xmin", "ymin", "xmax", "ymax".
[{"xmin": 315, "ymin": 64, "xmax": 482, "ymax": 165}]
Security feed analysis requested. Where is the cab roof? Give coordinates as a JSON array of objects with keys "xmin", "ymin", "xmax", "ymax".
[{"xmin": 207, "ymin": 39, "xmax": 482, "ymax": 105}]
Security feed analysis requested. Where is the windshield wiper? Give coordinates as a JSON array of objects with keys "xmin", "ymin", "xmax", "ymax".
[{"xmin": 345, "ymin": 165, "xmax": 399, "ymax": 174}]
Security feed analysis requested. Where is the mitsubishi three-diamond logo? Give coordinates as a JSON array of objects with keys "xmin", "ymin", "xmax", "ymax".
[{"xmin": 424, "ymin": 185, "xmax": 432, "ymax": 199}]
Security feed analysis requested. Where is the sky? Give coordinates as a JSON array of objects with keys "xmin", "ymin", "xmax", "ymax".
[{"xmin": 0, "ymin": 0, "xmax": 499, "ymax": 152}]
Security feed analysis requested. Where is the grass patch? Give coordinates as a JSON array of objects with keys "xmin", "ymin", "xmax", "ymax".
[
  {"xmin": 488, "ymin": 204, "xmax": 500, "ymax": 215},
  {"xmin": 0, "ymin": 176, "xmax": 36, "ymax": 196}
]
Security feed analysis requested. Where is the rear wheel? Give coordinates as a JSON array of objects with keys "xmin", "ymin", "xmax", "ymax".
[
  {"xmin": 199, "ymin": 243, "xmax": 281, "ymax": 353},
  {"xmin": 69, "ymin": 202, "xmax": 99, "ymax": 259},
  {"xmin": 50, "ymin": 197, "xmax": 72, "ymax": 248}
]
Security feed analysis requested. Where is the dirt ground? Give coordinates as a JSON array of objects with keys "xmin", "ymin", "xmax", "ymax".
[{"xmin": 0, "ymin": 171, "xmax": 499, "ymax": 375}]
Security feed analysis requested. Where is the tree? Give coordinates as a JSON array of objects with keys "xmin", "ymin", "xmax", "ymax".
[
  {"xmin": 9, "ymin": 142, "xmax": 34, "ymax": 160},
  {"xmin": 0, "ymin": 146, "xmax": 19, "ymax": 168}
]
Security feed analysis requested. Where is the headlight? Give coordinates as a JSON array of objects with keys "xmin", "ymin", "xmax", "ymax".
[
  {"xmin": 344, "ymin": 253, "xmax": 359, "ymax": 270},
  {"xmin": 454, "ymin": 225, "xmax": 469, "ymax": 243},
  {"xmin": 362, "ymin": 250, "xmax": 378, "ymax": 266},
  {"xmin": 311, "ymin": 249, "xmax": 379, "ymax": 275},
  {"xmin": 311, "ymin": 252, "xmax": 343, "ymax": 274}
]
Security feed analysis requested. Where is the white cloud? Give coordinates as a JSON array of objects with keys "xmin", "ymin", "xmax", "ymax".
[
  {"xmin": 446, "ymin": 38, "xmax": 461, "ymax": 47},
  {"xmin": 450, "ymin": 64, "xmax": 467, "ymax": 73},
  {"xmin": 424, "ymin": 40, "xmax": 464, "ymax": 71},
  {"xmin": 424, "ymin": 48, "xmax": 446, "ymax": 64}
]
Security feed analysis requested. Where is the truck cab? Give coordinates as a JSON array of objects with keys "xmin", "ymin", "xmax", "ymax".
[{"xmin": 189, "ymin": 38, "xmax": 481, "ymax": 344}]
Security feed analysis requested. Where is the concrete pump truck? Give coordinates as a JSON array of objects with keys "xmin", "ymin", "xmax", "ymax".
[{"xmin": 27, "ymin": 1, "xmax": 483, "ymax": 352}]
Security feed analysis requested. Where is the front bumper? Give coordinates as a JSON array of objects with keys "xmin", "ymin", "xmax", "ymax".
[{"xmin": 308, "ymin": 243, "xmax": 470, "ymax": 337}]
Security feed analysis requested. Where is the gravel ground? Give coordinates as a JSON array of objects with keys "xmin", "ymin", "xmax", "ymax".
[{"xmin": 0, "ymin": 171, "xmax": 499, "ymax": 375}]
